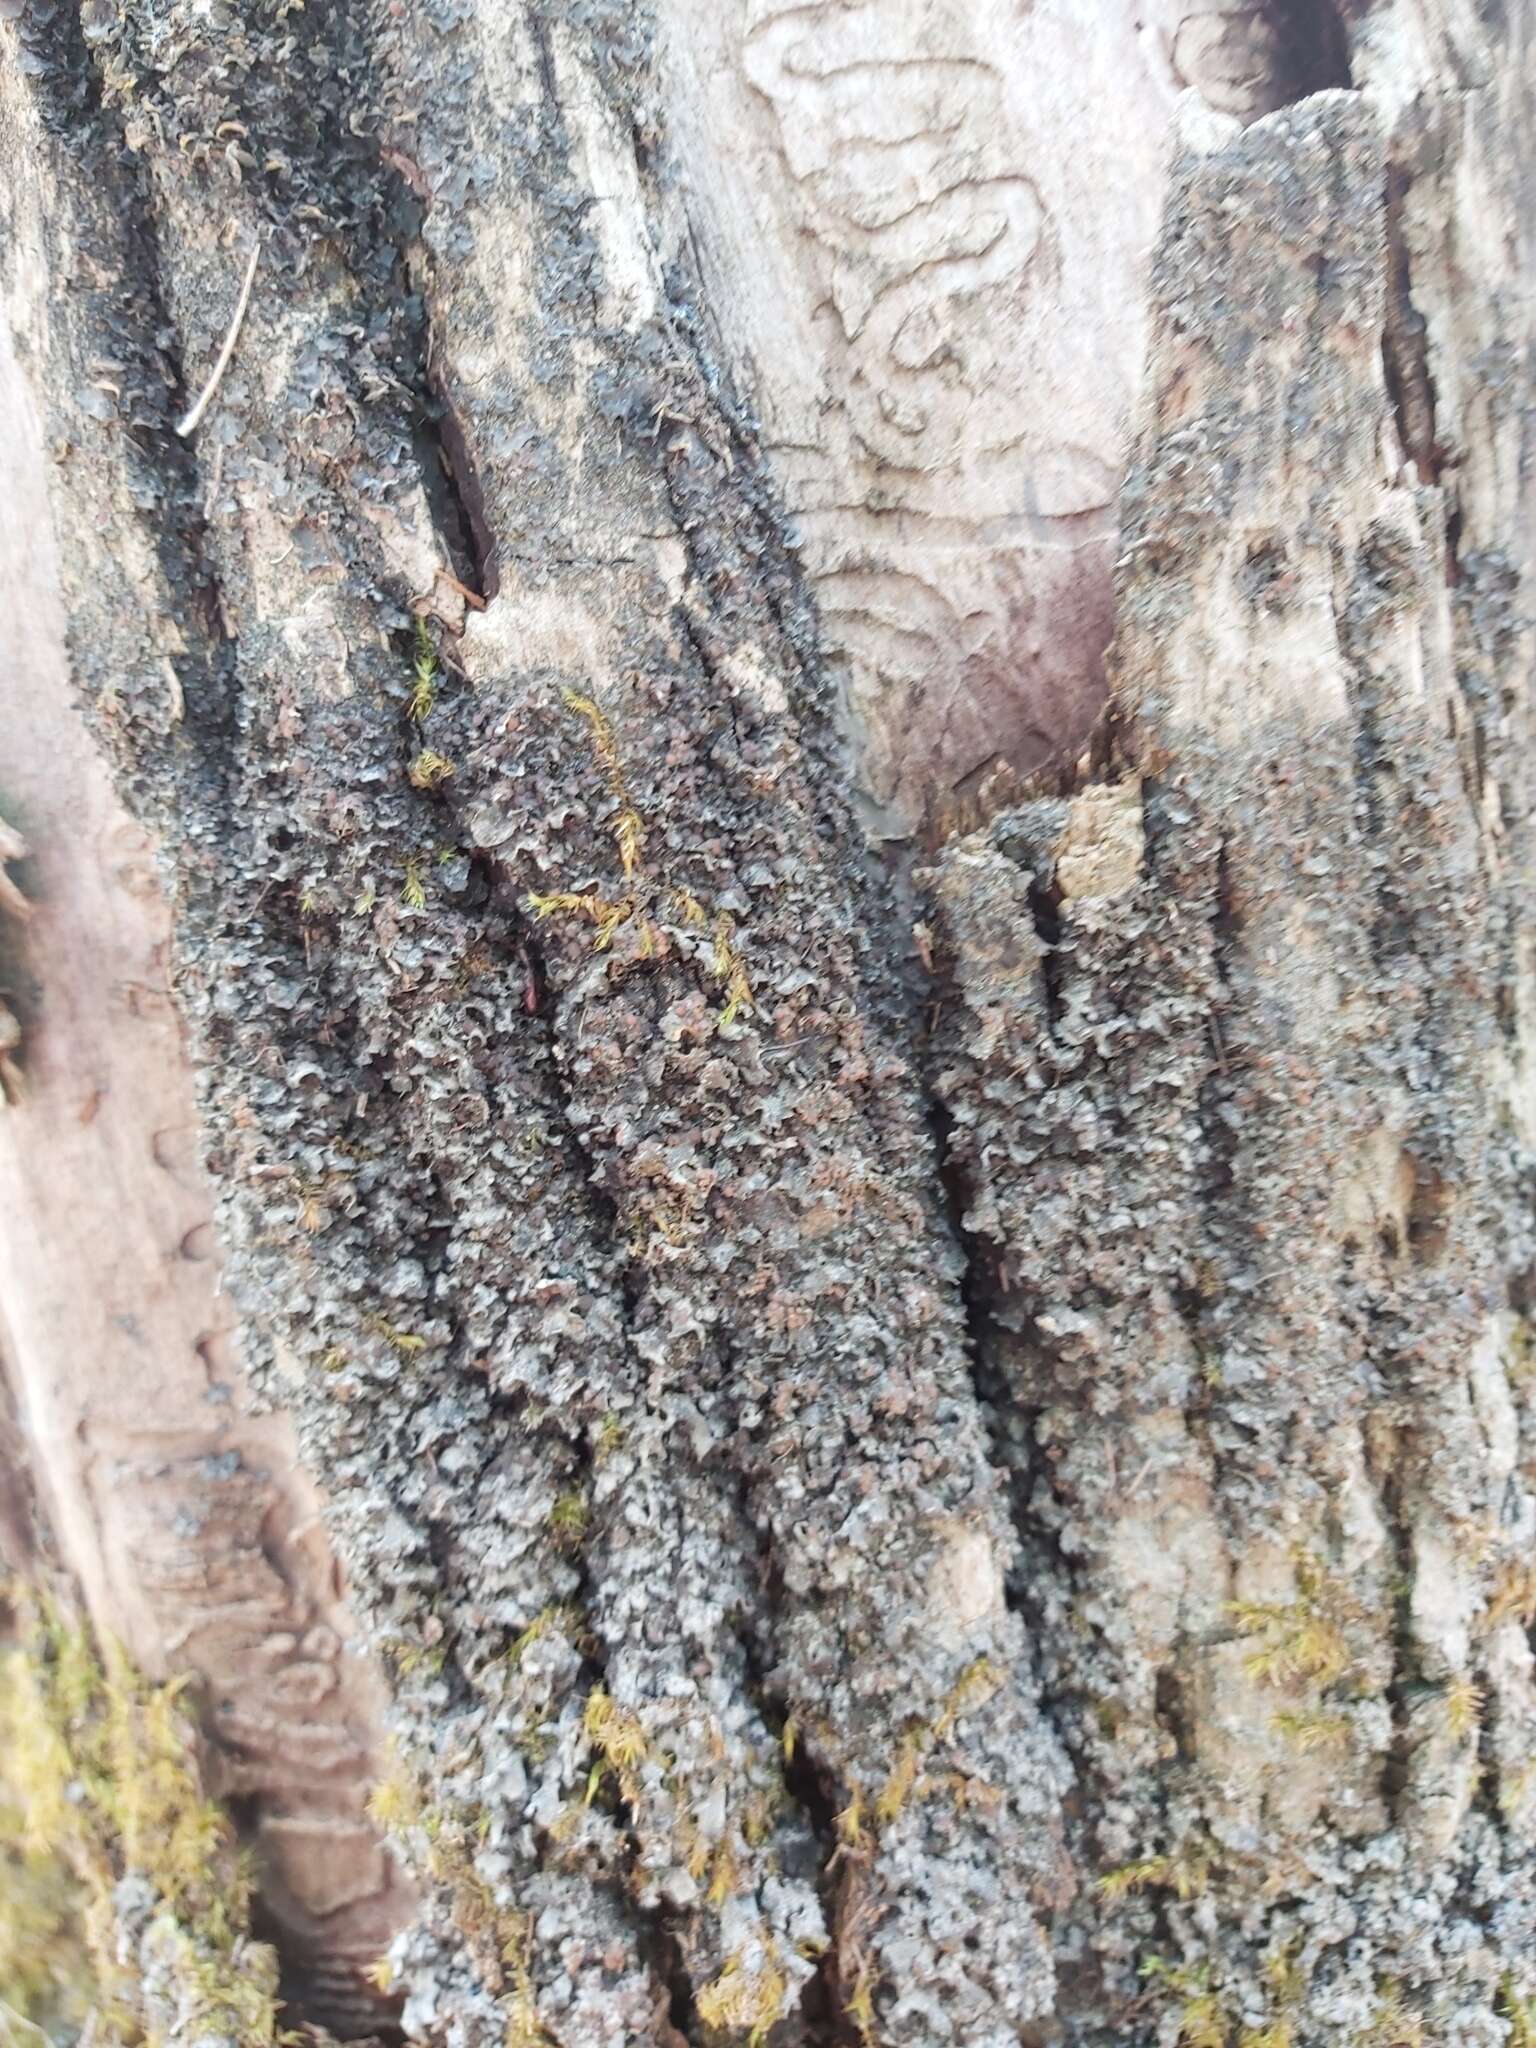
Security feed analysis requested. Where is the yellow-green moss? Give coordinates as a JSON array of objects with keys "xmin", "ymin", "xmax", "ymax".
[
  {"xmin": 1505, "ymin": 1316, "xmax": 1536, "ymax": 1388},
  {"xmin": 367, "ymin": 1744, "xmax": 551, "ymax": 2046},
  {"xmin": 528, "ymin": 691, "xmax": 756, "ymax": 1027},
  {"xmin": 401, "ymin": 858, "xmax": 428, "ymax": 911},
  {"xmin": 362, "ymin": 1312, "xmax": 428, "ymax": 1356},
  {"xmin": 408, "ymin": 618, "xmax": 439, "ymax": 723},
  {"xmin": 0, "ymin": 1756, "xmax": 92, "ymax": 2038},
  {"xmin": 1097, "ymin": 1843, "xmax": 1212, "ymax": 1904},
  {"xmin": 1442, "ymin": 1674, "xmax": 1483, "ymax": 1743},
  {"xmin": 1358, "ymin": 1982, "xmax": 1426, "ymax": 2045},
  {"xmin": 1228, "ymin": 1556, "xmax": 1355, "ymax": 1690},
  {"xmin": 547, "ymin": 1492, "xmax": 589, "ymax": 1546},
  {"xmin": 383, "ymin": 1640, "xmax": 447, "ymax": 1681},
  {"xmin": 866, "ymin": 1656, "xmax": 1004, "ymax": 1832},
  {"xmin": 407, "ymin": 749, "xmax": 456, "ymax": 791},
  {"xmin": 0, "ymin": 1585, "xmax": 280, "ymax": 2045},
  {"xmin": 1271, "ymin": 1708, "xmax": 1350, "ymax": 1752},
  {"xmin": 696, "ymin": 1948, "xmax": 788, "ymax": 2048},
  {"xmin": 1503, "ymin": 1977, "xmax": 1536, "ymax": 2048},
  {"xmin": 508, "ymin": 1604, "xmax": 586, "ymax": 1667},
  {"xmin": 581, "ymin": 1687, "xmax": 648, "ymax": 1807},
  {"xmin": 1139, "ymin": 1958, "xmax": 1225, "ymax": 2048}
]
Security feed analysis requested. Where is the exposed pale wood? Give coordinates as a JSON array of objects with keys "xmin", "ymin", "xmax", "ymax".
[{"xmin": 0, "ymin": 317, "xmax": 411, "ymax": 2032}]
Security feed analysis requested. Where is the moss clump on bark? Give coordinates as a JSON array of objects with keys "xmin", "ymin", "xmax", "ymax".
[
  {"xmin": 366, "ymin": 1746, "xmax": 549, "ymax": 2048},
  {"xmin": 0, "ymin": 1587, "xmax": 280, "ymax": 2045}
]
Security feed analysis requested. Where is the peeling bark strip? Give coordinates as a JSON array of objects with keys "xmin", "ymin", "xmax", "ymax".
[{"xmin": 0, "ymin": 3, "xmax": 1533, "ymax": 2048}]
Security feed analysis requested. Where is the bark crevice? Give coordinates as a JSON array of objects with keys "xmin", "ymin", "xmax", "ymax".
[{"xmin": 1382, "ymin": 158, "xmax": 1447, "ymax": 493}]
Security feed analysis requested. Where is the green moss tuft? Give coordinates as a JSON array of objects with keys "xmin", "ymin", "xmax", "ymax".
[{"xmin": 0, "ymin": 1585, "xmax": 280, "ymax": 2044}]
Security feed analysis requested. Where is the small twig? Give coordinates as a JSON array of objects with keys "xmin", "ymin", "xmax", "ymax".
[
  {"xmin": 1208, "ymin": 1009, "xmax": 1228, "ymax": 1076},
  {"xmin": 176, "ymin": 238, "xmax": 260, "ymax": 438},
  {"xmin": 436, "ymin": 567, "xmax": 488, "ymax": 611},
  {"xmin": 1125, "ymin": 1453, "xmax": 1159, "ymax": 1501},
  {"xmin": 162, "ymin": 656, "xmax": 185, "ymax": 725}
]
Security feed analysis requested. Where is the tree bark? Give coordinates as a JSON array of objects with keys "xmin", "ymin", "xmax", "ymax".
[{"xmin": 0, "ymin": 3, "xmax": 1531, "ymax": 2046}]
